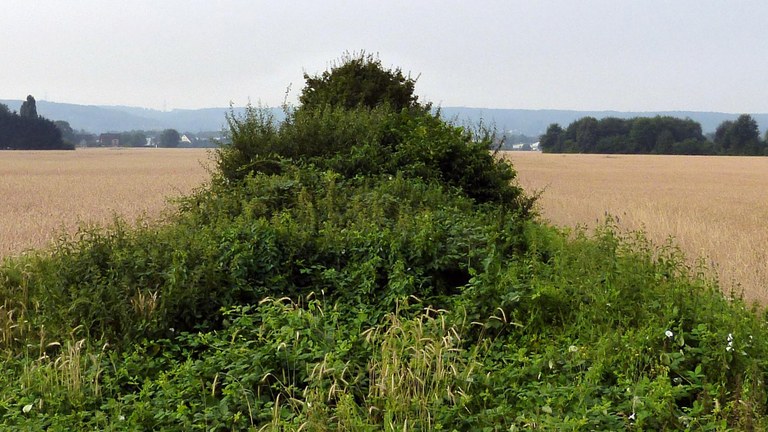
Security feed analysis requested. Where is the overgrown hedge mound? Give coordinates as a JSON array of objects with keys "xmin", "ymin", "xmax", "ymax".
[{"xmin": 1, "ymin": 54, "xmax": 768, "ymax": 430}]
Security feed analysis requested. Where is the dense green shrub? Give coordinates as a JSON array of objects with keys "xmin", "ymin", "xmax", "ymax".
[
  {"xmin": 298, "ymin": 51, "xmax": 421, "ymax": 112},
  {"xmin": 217, "ymin": 103, "xmax": 531, "ymax": 210},
  {"xmin": 215, "ymin": 53, "xmax": 530, "ymax": 210},
  {"xmin": 3, "ymin": 219, "xmax": 768, "ymax": 430},
  {"xmin": 0, "ymin": 166, "xmax": 528, "ymax": 345},
  {"xmin": 2, "ymin": 54, "xmax": 768, "ymax": 430}
]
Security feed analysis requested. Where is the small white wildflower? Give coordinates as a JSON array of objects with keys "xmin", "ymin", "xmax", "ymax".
[
  {"xmin": 118, "ymin": 415, "xmax": 126, "ymax": 421},
  {"xmin": 568, "ymin": 345, "xmax": 579, "ymax": 353},
  {"xmin": 22, "ymin": 404, "xmax": 33, "ymax": 414},
  {"xmin": 665, "ymin": 330, "xmax": 674, "ymax": 338},
  {"xmin": 726, "ymin": 333, "xmax": 734, "ymax": 352},
  {"xmin": 629, "ymin": 412, "xmax": 636, "ymax": 421}
]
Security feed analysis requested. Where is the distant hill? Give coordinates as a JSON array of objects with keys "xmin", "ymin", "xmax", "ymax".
[
  {"xmin": 0, "ymin": 100, "xmax": 258, "ymax": 133},
  {"xmin": 2, "ymin": 99, "xmax": 766, "ymax": 136}
]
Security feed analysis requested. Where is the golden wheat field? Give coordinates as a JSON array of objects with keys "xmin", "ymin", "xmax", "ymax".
[
  {"xmin": 0, "ymin": 147, "xmax": 211, "ymax": 258},
  {"xmin": 504, "ymin": 151, "xmax": 768, "ymax": 304}
]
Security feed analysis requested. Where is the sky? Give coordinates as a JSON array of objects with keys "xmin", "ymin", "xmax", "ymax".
[{"xmin": 2, "ymin": 1, "xmax": 768, "ymax": 113}]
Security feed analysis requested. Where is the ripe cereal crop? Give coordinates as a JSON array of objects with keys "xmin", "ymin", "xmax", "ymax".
[
  {"xmin": 505, "ymin": 151, "xmax": 768, "ymax": 304},
  {"xmin": 1, "ymin": 147, "xmax": 210, "ymax": 259}
]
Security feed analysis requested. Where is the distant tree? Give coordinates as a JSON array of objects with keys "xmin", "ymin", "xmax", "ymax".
[
  {"xmin": 120, "ymin": 131, "xmax": 148, "ymax": 147},
  {"xmin": 542, "ymin": 116, "xmax": 709, "ymax": 154},
  {"xmin": 565, "ymin": 117, "xmax": 599, "ymax": 152},
  {"xmin": 715, "ymin": 115, "xmax": 762, "ymax": 155},
  {"xmin": 0, "ymin": 103, "xmax": 10, "ymax": 115},
  {"xmin": 159, "ymin": 129, "xmax": 180, "ymax": 148},
  {"xmin": 19, "ymin": 95, "xmax": 37, "ymax": 119},
  {"xmin": 655, "ymin": 129, "xmax": 675, "ymax": 154},
  {"xmin": 299, "ymin": 51, "xmax": 421, "ymax": 112},
  {"xmin": 539, "ymin": 124, "xmax": 564, "ymax": 153},
  {"xmin": 629, "ymin": 118, "xmax": 658, "ymax": 153},
  {"xmin": 732, "ymin": 114, "xmax": 761, "ymax": 154},
  {"xmin": 54, "ymin": 120, "xmax": 76, "ymax": 144},
  {"xmin": 597, "ymin": 117, "xmax": 632, "ymax": 139},
  {"xmin": 0, "ymin": 98, "xmax": 67, "ymax": 150},
  {"xmin": 714, "ymin": 120, "xmax": 734, "ymax": 153}
]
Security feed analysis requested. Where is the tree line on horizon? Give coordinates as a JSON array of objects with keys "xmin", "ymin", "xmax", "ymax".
[
  {"xmin": 0, "ymin": 95, "xmax": 72, "ymax": 150},
  {"xmin": 0, "ymin": 95, "xmax": 214, "ymax": 149},
  {"xmin": 540, "ymin": 114, "xmax": 767, "ymax": 155}
]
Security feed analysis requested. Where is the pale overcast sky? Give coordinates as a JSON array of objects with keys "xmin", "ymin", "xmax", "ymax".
[{"xmin": 2, "ymin": 1, "xmax": 767, "ymax": 113}]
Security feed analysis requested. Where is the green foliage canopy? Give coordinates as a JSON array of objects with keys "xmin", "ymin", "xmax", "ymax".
[
  {"xmin": 54, "ymin": 120, "xmax": 76, "ymax": 144},
  {"xmin": 159, "ymin": 128, "xmax": 180, "ymax": 148},
  {"xmin": 541, "ymin": 114, "xmax": 768, "ymax": 155},
  {"xmin": 540, "ymin": 116, "xmax": 711, "ymax": 155},
  {"xmin": 714, "ymin": 114, "xmax": 764, "ymax": 155},
  {"xmin": 299, "ymin": 51, "xmax": 421, "ymax": 112},
  {"xmin": 218, "ymin": 55, "xmax": 529, "ymax": 210},
  {"xmin": 0, "ymin": 96, "xmax": 69, "ymax": 150},
  {"xmin": 120, "ymin": 130, "xmax": 148, "ymax": 147},
  {"xmin": 19, "ymin": 95, "xmax": 37, "ymax": 119}
]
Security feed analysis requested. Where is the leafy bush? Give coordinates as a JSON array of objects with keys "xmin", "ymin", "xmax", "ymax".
[
  {"xmin": 216, "ymin": 53, "xmax": 530, "ymax": 210},
  {"xmin": 4, "ymin": 219, "xmax": 768, "ymax": 430},
  {"xmin": 217, "ymin": 103, "xmax": 531, "ymax": 210},
  {"xmin": 299, "ymin": 51, "xmax": 421, "ymax": 112},
  {"xmin": 1, "ymin": 54, "xmax": 768, "ymax": 430}
]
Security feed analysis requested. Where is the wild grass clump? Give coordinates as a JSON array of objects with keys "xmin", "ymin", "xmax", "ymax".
[{"xmin": 0, "ymin": 54, "xmax": 767, "ymax": 429}]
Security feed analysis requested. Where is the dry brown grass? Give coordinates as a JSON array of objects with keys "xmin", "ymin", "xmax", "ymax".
[
  {"xmin": 1, "ymin": 147, "xmax": 210, "ymax": 259},
  {"xmin": 504, "ymin": 151, "xmax": 768, "ymax": 304}
]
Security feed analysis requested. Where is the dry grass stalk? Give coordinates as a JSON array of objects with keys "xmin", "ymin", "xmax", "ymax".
[{"xmin": 131, "ymin": 289, "xmax": 159, "ymax": 320}]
